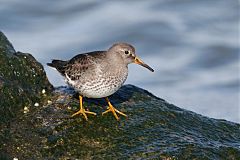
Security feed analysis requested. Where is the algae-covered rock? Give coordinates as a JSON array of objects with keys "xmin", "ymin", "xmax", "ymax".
[
  {"xmin": 0, "ymin": 85, "xmax": 239, "ymax": 159},
  {"xmin": 0, "ymin": 31, "xmax": 53, "ymax": 124},
  {"xmin": 0, "ymin": 32, "xmax": 239, "ymax": 159}
]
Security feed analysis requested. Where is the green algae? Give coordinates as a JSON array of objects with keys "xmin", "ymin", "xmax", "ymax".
[
  {"xmin": 0, "ymin": 31, "xmax": 53, "ymax": 124},
  {"xmin": 0, "ymin": 85, "xmax": 239, "ymax": 159},
  {"xmin": 0, "ymin": 32, "xmax": 239, "ymax": 159}
]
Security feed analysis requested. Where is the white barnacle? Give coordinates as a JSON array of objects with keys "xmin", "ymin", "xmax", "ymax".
[
  {"xmin": 23, "ymin": 106, "xmax": 29, "ymax": 113},
  {"xmin": 42, "ymin": 89, "xmax": 46, "ymax": 94}
]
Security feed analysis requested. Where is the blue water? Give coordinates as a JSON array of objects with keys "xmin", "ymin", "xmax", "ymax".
[{"xmin": 0, "ymin": 0, "xmax": 239, "ymax": 123}]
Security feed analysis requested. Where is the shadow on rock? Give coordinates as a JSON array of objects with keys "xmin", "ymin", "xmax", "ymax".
[
  {"xmin": 0, "ymin": 31, "xmax": 239, "ymax": 159},
  {"xmin": 1, "ymin": 84, "xmax": 240, "ymax": 159}
]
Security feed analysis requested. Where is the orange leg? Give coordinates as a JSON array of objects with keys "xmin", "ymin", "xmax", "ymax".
[
  {"xmin": 102, "ymin": 97, "xmax": 127, "ymax": 121},
  {"xmin": 71, "ymin": 95, "xmax": 96, "ymax": 121}
]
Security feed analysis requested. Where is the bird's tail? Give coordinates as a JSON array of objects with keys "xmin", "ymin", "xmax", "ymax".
[{"xmin": 47, "ymin": 59, "xmax": 67, "ymax": 74}]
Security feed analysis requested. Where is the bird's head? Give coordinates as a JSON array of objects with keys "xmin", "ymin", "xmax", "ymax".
[{"xmin": 108, "ymin": 43, "xmax": 154, "ymax": 72}]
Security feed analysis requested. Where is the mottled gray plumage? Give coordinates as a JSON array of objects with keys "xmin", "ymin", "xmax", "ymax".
[
  {"xmin": 47, "ymin": 43, "xmax": 153, "ymax": 120},
  {"xmin": 47, "ymin": 43, "xmax": 154, "ymax": 120}
]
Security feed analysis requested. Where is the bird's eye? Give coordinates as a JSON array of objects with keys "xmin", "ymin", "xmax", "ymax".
[{"xmin": 125, "ymin": 50, "xmax": 130, "ymax": 54}]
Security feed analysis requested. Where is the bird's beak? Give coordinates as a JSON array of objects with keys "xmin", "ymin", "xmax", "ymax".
[{"xmin": 134, "ymin": 56, "xmax": 154, "ymax": 72}]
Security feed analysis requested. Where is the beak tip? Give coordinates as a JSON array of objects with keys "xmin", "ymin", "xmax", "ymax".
[
  {"xmin": 149, "ymin": 68, "xmax": 154, "ymax": 72},
  {"xmin": 134, "ymin": 57, "xmax": 154, "ymax": 72}
]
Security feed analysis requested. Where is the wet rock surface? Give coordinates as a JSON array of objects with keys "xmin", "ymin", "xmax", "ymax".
[
  {"xmin": 0, "ymin": 32, "xmax": 239, "ymax": 159},
  {"xmin": 0, "ymin": 85, "xmax": 240, "ymax": 159},
  {"xmin": 0, "ymin": 31, "xmax": 53, "ymax": 124}
]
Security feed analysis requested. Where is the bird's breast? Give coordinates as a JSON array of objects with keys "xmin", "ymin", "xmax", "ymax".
[{"xmin": 66, "ymin": 66, "xmax": 128, "ymax": 98}]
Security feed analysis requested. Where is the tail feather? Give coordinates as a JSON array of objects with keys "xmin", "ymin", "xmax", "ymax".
[{"xmin": 47, "ymin": 59, "xmax": 67, "ymax": 75}]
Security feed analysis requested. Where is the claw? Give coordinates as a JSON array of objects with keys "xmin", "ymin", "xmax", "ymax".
[
  {"xmin": 102, "ymin": 97, "xmax": 127, "ymax": 120},
  {"xmin": 71, "ymin": 95, "xmax": 96, "ymax": 121}
]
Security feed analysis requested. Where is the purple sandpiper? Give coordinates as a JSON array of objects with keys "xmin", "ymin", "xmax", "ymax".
[{"xmin": 47, "ymin": 43, "xmax": 154, "ymax": 121}]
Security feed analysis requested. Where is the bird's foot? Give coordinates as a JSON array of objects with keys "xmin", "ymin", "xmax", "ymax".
[
  {"xmin": 102, "ymin": 105, "xmax": 127, "ymax": 121},
  {"xmin": 71, "ymin": 109, "xmax": 96, "ymax": 121}
]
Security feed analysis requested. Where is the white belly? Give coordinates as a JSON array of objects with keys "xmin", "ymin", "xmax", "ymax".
[
  {"xmin": 65, "ymin": 66, "xmax": 128, "ymax": 98},
  {"xmin": 66, "ymin": 75, "xmax": 126, "ymax": 98},
  {"xmin": 79, "ymin": 84, "xmax": 120, "ymax": 98}
]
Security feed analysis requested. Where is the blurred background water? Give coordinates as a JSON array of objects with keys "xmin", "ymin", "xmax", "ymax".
[{"xmin": 0, "ymin": 0, "xmax": 239, "ymax": 123}]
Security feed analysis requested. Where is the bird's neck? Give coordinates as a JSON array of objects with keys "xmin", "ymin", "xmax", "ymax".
[{"xmin": 106, "ymin": 53, "xmax": 128, "ymax": 73}]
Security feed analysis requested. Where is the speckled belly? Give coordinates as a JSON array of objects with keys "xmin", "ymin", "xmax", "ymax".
[
  {"xmin": 66, "ymin": 73, "xmax": 128, "ymax": 98},
  {"xmin": 78, "ymin": 82, "xmax": 121, "ymax": 98}
]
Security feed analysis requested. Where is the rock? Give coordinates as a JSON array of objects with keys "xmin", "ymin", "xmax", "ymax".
[
  {"xmin": 0, "ymin": 85, "xmax": 240, "ymax": 159},
  {"xmin": 0, "ymin": 31, "xmax": 53, "ymax": 124},
  {"xmin": 0, "ymin": 32, "xmax": 239, "ymax": 159}
]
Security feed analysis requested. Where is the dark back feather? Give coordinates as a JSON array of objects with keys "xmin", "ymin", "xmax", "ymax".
[
  {"xmin": 47, "ymin": 51, "xmax": 106, "ymax": 79},
  {"xmin": 65, "ymin": 51, "xmax": 106, "ymax": 80}
]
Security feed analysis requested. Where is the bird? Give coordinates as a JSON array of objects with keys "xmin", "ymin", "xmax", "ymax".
[{"xmin": 47, "ymin": 43, "xmax": 154, "ymax": 121}]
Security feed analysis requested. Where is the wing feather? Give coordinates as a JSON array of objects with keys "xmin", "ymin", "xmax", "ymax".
[{"xmin": 64, "ymin": 51, "xmax": 106, "ymax": 80}]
